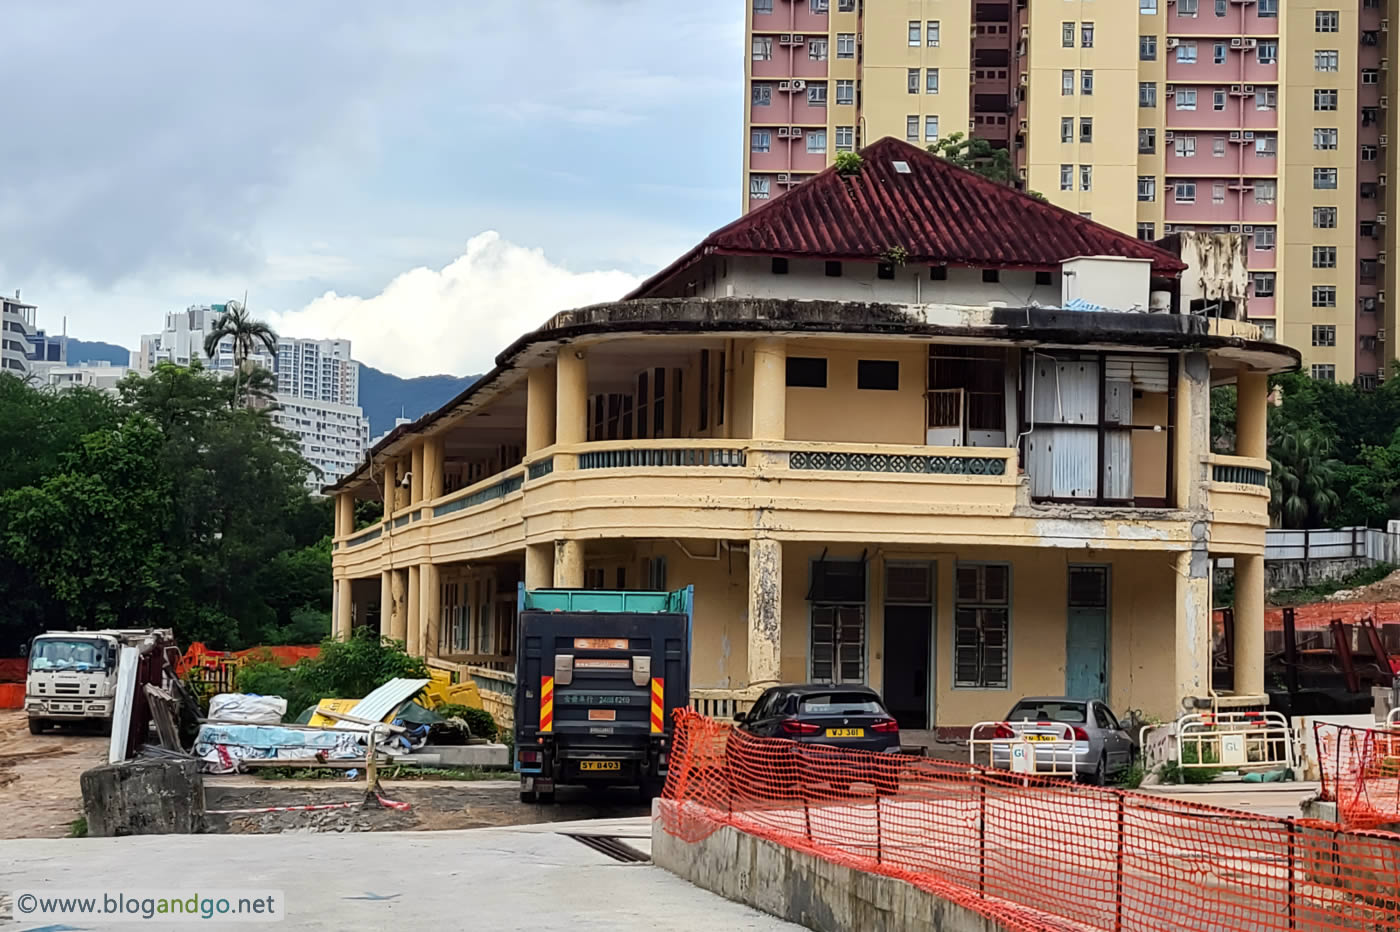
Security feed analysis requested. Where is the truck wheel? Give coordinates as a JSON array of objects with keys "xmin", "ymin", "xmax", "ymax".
[
  {"xmin": 28, "ymin": 718, "xmax": 45, "ymax": 735},
  {"xmin": 538, "ymin": 790, "xmax": 555, "ymax": 805},
  {"xmin": 98, "ymin": 720, "xmax": 113, "ymax": 737},
  {"xmin": 519, "ymin": 789, "xmax": 538, "ymax": 804}
]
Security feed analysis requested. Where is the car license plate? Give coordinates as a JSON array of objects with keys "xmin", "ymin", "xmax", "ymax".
[
  {"xmin": 579, "ymin": 760, "xmax": 621, "ymax": 772},
  {"xmin": 825, "ymin": 728, "xmax": 864, "ymax": 738},
  {"xmin": 1025, "ymin": 734, "xmax": 1059, "ymax": 742}
]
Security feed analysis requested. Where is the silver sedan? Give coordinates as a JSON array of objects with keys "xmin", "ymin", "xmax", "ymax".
[{"xmin": 981, "ymin": 697, "xmax": 1137, "ymax": 784}]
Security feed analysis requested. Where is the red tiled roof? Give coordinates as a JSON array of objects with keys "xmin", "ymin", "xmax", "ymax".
[{"xmin": 629, "ymin": 137, "xmax": 1186, "ymax": 298}]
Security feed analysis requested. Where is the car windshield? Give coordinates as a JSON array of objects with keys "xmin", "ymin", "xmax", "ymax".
[
  {"xmin": 1007, "ymin": 701, "xmax": 1087, "ymax": 724},
  {"xmin": 800, "ymin": 693, "xmax": 884, "ymax": 715},
  {"xmin": 29, "ymin": 638, "xmax": 107, "ymax": 672}
]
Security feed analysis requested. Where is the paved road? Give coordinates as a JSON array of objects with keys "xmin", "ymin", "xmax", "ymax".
[{"xmin": 0, "ymin": 817, "xmax": 802, "ymax": 931}]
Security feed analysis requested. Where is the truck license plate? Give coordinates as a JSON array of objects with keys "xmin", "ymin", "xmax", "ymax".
[
  {"xmin": 580, "ymin": 761, "xmax": 621, "ymax": 771},
  {"xmin": 587, "ymin": 709, "xmax": 616, "ymax": 722}
]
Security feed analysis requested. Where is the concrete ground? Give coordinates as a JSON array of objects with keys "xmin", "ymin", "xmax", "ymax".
[
  {"xmin": 1136, "ymin": 782, "xmax": 1321, "ymax": 819},
  {"xmin": 0, "ymin": 816, "xmax": 803, "ymax": 931}
]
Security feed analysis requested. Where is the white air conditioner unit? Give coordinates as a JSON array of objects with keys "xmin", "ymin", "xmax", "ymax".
[
  {"xmin": 791, "ymin": 79, "xmax": 806, "ymax": 91},
  {"xmin": 776, "ymin": 172, "xmax": 791, "ymax": 183},
  {"xmin": 1165, "ymin": 131, "xmax": 1176, "ymax": 142},
  {"xmin": 1244, "ymin": 84, "xmax": 1255, "ymax": 94},
  {"xmin": 1164, "ymin": 84, "xmax": 1177, "ymax": 96},
  {"xmin": 1383, "ymin": 251, "xmax": 1390, "ymax": 263},
  {"xmin": 1019, "ymin": 72, "xmax": 1028, "ymax": 86},
  {"xmin": 1019, "ymin": 119, "xmax": 1029, "ymax": 131},
  {"xmin": 1383, "ymin": 18, "xmax": 1391, "ymax": 31},
  {"xmin": 1243, "ymin": 131, "xmax": 1256, "ymax": 140},
  {"xmin": 1020, "ymin": 25, "xmax": 1030, "ymax": 39},
  {"xmin": 778, "ymin": 34, "xmax": 793, "ymax": 45},
  {"xmin": 1384, "ymin": 96, "xmax": 1392, "ymax": 109},
  {"xmin": 777, "ymin": 127, "xmax": 791, "ymax": 137},
  {"xmin": 792, "ymin": 34, "xmax": 806, "ymax": 44},
  {"xmin": 1163, "ymin": 224, "xmax": 1175, "ymax": 233},
  {"xmin": 790, "ymin": 126, "xmax": 803, "ymax": 137},
  {"xmin": 778, "ymin": 80, "xmax": 792, "ymax": 91},
  {"xmin": 1379, "ymin": 368, "xmax": 1388, "ymax": 383},
  {"xmin": 1381, "ymin": 328, "xmax": 1389, "ymax": 341},
  {"xmin": 1383, "ymin": 173, "xmax": 1390, "ymax": 186},
  {"xmin": 1230, "ymin": 38, "xmax": 1243, "ymax": 49},
  {"xmin": 1243, "ymin": 225, "xmax": 1255, "ymax": 233},
  {"xmin": 1229, "ymin": 224, "xmax": 1242, "ymax": 233},
  {"xmin": 1380, "ymin": 212, "xmax": 1390, "ymax": 224},
  {"xmin": 1243, "ymin": 38, "xmax": 1258, "ymax": 49},
  {"xmin": 1230, "ymin": 84, "xmax": 1244, "ymax": 95},
  {"xmin": 1166, "ymin": 38, "xmax": 1180, "ymax": 49},
  {"xmin": 1229, "ymin": 130, "xmax": 1243, "ymax": 141},
  {"xmin": 1383, "ymin": 135, "xmax": 1391, "ymax": 146}
]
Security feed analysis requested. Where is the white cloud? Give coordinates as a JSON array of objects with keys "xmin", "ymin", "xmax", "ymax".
[{"xmin": 266, "ymin": 232, "xmax": 641, "ymax": 377}]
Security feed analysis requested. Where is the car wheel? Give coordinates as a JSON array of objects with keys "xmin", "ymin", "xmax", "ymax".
[{"xmin": 1093, "ymin": 758, "xmax": 1107, "ymax": 786}]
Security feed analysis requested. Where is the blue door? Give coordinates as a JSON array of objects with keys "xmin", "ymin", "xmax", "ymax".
[{"xmin": 1066, "ymin": 567, "xmax": 1109, "ymax": 700}]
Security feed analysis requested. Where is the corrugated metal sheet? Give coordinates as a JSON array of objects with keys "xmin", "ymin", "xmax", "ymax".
[
  {"xmin": 628, "ymin": 138, "xmax": 1186, "ymax": 299},
  {"xmin": 1103, "ymin": 430, "xmax": 1133, "ymax": 500},
  {"xmin": 1027, "ymin": 429, "xmax": 1098, "ymax": 499},
  {"xmin": 1029, "ymin": 358, "xmax": 1099, "ymax": 425},
  {"xmin": 1105, "ymin": 355, "xmax": 1170, "ymax": 393},
  {"xmin": 346, "ymin": 678, "xmax": 430, "ymax": 724}
]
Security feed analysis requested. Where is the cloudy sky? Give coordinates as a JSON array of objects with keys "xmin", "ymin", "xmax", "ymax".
[{"xmin": 1, "ymin": 1, "xmax": 741, "ymax": 376}]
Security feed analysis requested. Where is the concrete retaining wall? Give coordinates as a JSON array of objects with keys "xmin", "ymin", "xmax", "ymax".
[{"xmin": 651, "ymin": 802, "xmax": 1008, "ymax": 932}]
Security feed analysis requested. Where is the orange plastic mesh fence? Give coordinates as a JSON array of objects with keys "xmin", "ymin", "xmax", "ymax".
[
  {"xmin": 661, "ymin": 712, "xmax": 1400, "ymax": 932},
  {"xmin": 1316, "ymin": 722, "xmax": 1400, "ymax": 831}
]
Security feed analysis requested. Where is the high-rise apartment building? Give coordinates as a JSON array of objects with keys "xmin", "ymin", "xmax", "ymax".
[
  {"xmin": 133, "ymin": 304, "xmax": 277, "ymax": 374},
  {"xmin": 1, "ymin": 292, "xmax": 37, "ymax": 379},
  {"xmin": 276, "ymin": 337, "xmax": 358, "ymax": 406},
  {"xmin": 744, "ymin": 0, "xmax": 1398, "ymax": 383}
]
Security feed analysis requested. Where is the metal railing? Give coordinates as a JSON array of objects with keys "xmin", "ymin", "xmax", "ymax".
[
  {"xmin": 527, "ymin": 457, "xmax": 554, "ymax": 480},
  {"xmin": 1211, "ymin": 463, "xmax": 1269, "ymax": 486},
  {"xmin": 968, "ymin": 720, "xmax": 1082, "ymax": 779},
  {"xmin": 788, "ymin": 448, "xmax": 1009, "ymax": 475},
  {"xmin": 343, "ymin": 525, "xmax": 382, "ymax": 549},
  {"xmin": 433, "ymin": 473, "xmax": 524, "ymax": 517},
  {"xmin": 579, "ymin": 447, "xmax": 746, "ymax": 469},
  {"xmin": 1161, "ymin": 710, "xmax": 1296, "ymax": 773}
]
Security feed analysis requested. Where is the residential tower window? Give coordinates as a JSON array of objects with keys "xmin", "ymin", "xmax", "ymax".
[{"xmin": 1313, "ymin": 325, "xmax": 1337, "ymax": 347}]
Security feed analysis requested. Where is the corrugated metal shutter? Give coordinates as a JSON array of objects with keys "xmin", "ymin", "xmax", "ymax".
[
  {"xmin": 1103, "ymin": 430, "xmax": 1133, "ymax": 500},
  {"xmin": 1027, "ymin": 429, "xmax": 1098, "ymax": 499},
  {"xmin": 1105, "ymin": 355, "xmax": 1169, "ymax": 393},
  {"xmin": 1028, "ymin": 358, "xmax": 1099, "ymax": 425}
]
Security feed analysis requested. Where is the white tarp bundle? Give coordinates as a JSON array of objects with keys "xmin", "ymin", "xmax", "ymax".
[
  {"xmin": 208, "ymin": 693, "xmax": 288, "ymax": 725},
  {"xmin": 193, "ymin": 723, "xmax": 364, "ymax": 773}
]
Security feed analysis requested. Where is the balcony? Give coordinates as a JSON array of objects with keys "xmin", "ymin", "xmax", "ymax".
[{"xmin": 1204, "ymin": 454, "xmax": 1271, "ymax": 554}]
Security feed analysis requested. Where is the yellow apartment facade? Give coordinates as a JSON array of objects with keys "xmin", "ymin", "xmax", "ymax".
[{"xmin": 330, "ymin": 140, "xmax": 1299, "ymax": 732}]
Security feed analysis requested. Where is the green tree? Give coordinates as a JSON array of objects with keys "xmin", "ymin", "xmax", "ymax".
[
  {"xmin": 1268, "ymin": 428, "xmax": 1343, "ymax": 529},
  {"xmin": 202, "ymin": 299, "xmax": 278, "ymax": 407}
]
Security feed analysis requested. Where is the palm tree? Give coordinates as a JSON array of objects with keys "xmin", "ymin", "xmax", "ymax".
[
  {"xmin": 1268, "ymin": 429, "xmax": 1342, "ymax": 529},
  {"xmin": 203, "ymin": 298, "xmax": 278, "ymax": 407}
]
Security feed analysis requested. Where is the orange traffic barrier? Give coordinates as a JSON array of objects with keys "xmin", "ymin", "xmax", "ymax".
[
  {"xmin": 0, "ymin": 683, "xmax": 23, "ymax": 710},
  {"xmin": 1317, "ymin": 721, "xmax": 1400, "ymax": 831},
  {"xmin": 661, "ymin": 711, "xmax": 1400, "ymax": 931}
]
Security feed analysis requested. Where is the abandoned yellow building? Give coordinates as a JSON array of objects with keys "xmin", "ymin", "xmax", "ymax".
[{"xmin": 328, "ymin": 139, "xmax": 1299, "ymax": 731}]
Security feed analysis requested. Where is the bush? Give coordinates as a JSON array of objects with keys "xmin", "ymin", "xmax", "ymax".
[{"xmin": 437, "ymin": 703, "xmax": 498, "ymax": 741}]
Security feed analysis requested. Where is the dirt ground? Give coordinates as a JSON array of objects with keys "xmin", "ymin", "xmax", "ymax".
[
  {"xmin": 0, "ymin": 709, "xmax": 110, "ymax": 839},
  {"xmin": 1325, "ymin": 567, "xmax": 1400, "ymax": 603}
]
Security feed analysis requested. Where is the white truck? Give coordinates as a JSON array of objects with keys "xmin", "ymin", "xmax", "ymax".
[{"xmin": 25, "ymin": 629, "xmax": 175, "ymax": 735}]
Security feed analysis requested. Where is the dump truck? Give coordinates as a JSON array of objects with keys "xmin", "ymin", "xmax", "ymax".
[
  {"xmin": 25, "ymin": 628, "xmax": 175, "ymax": 735},
  {"xmin": 514, "ymin": 586, "xmax": 692, "ymax": 803}
]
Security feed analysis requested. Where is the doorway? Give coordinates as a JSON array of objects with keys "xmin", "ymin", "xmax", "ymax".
[
  {"xmin": 882, "ymin": 562, "xmax": 935, "ymax": 729},
  {"xmin": 1065, "ymin": 565, "xmax": 1110, "ymax": 700}
]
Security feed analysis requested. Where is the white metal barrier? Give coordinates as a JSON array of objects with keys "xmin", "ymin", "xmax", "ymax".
[
  {"xmin": 1387, "ymin": 706, "xmax": 1400, "ymax": 730},
  {"xmin": 969, "ymin": 720, "xmax": 1082, "ymax": 780},
  {"xmin": 1169, "ymin": 710, "xmax": 1296, "ymax": 772}
]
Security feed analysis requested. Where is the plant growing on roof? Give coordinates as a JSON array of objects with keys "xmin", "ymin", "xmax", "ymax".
[
  {"xmin": 834, "ymin": 151, "xmax": 864, "ymax": 176},
  {"xmin": 880, "ymin": 245, "xmax": 909, "ymax": 266}
]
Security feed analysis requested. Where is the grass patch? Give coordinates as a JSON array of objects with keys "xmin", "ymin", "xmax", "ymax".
[
  {"xmin": 1114, "ymin": 762, "xmax": 1147, "ymax": 790},
  {"xmin": 1158, "ymin": 744, "xmax": 1228, "ymax": 785},
  {"xmin": 67, "ymin": 816, "xmax": 88, "ymax": 838}
]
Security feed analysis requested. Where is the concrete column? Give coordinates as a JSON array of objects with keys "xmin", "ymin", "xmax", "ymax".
[
  {"xmin": 1235, "ymin": 370, "xmax": 1268, "ymax": 460},
  {"xmin": 1174, "ymin": 550, "xmax": 1212, "ymax": 712},
  {"xmin": 747, "ymin": 538, "xmax": 783, "ymax": 689},
  {"xmin": 556, "ymin": 349, "xmax": 589, "ymax": 467},
  {"xmin": 1174, "ymin": 352, "xmax": 1210, "ymax": 510},
  {"xmin": 525, "ymin": 543, "xmax": 553, "ymax": 590},
  {"xmin": 334, "ymin": 578, "xmax": 353, "ymax": 641},
  {"xmin": 379, "ymin": 570, "xmax": 393, "ymax": 637},
  {"xmin": 390, "ymin": 569, "xmax": 407, "ymax": 643},
  {"xmin": 410, "ymin": 444, "xmax": 424, "ymax": 505},
  {"xmin": 1233, "ymin": 553, "xmax": 1266, "ymax": 697},
  {"xmin": 423, "ymin": 436, "xmax": 444, "ymax": 501},
  {"xmin": 406, "ymin": 565, "xmax": 422, "ymax": 656},
  {"xmin": 334, "ymin": 493, "xmax": 353, "ymax": 538},
  {"xmin": 751, "ymin": 338, "xmax": 787, "ymax": 441},
  {"xmin": 554, "ymin": 539, "xmax": 585, "ymax": 588},
  {"xmin": 526, "ymin": 365, "xmax": 557, "ymax": 455},
  {"xmin": 421, "ymin": 562, "xmax": 441, "ymax": 659}
]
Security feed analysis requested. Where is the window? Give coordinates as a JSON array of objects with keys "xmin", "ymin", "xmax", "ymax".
[
  {"xmin": 1313, "ymin": 246, "xmax": 1338, "ymax": 269},
  {"xmin": 839, "ymin": 0, "xmax": 855, "ymax": 9},
  {"xmin": 1257, "ymin": 41, "xmax": 1277, "ymax": 65},
  {"xmin": 752, "ymin": 36, "xmax": 773, "ymax": 61},
  {"xmin": 925, "ymin": 116, "xmax": 939, "ymax": 141},
  {"xmin": 1137, "ymin": 223, "xmax": 1156, "ymax": 241},
  {"xmin": 787, "ymin": 357, "xmax": 827, "ymax": 388},
  {"xmin": 807, "ymin": 130, "xmax": 826, "ymax": 153},
  {"xmin": 825, "ymin": 261, "xmax": 842, "ymax": 277},
  {"xmin": 1314, "ymin": 167, "xmax": 1338, "ymax": 189},
  {"xmin": 836, "ymin": 33, "xmax": 855, "ymax": 58},
  {"xmin": 927, "ymin": 21, "xmax": 940, "ymax": 46},
  {"xmin": 1080, "ymin": 118, "xmax": 1093, "ymax": 143},
  {"xmin": 908, "ymin": 68, "xmax": 920, "ymax": 93},
  {"xmin": 1062, "ymin": 117, "xmax": 1074, "ymax": 143},
  {"xmin": 1063, "ymin": 70, "xmax": 1075, "ymax": 96},
  {"xmin": 1312, "ymin": 286, "xmax": 1337, "ymax": 307},
  {"xmin": 1141, "ymin": 0, "xmax": 1157, "ymax": 11},
  {"xmin": 1253, "ymin": 227, "xmax": 1275, "ymax": 249},
  {"xmin": 1254, "ymin": 180, "xmax": 1276, "ymax": 204},
  {"xmin": 1175, "ymin": 135, "xmax": 1197, "ymax": 157},
  {"xmin": 1313, "ymin": 325, "xmax": 1337, "ymax": 347},
  {"xmin": 1138, "ymin": 176, "xmax": 1157, "ymax": 201},
  {"xmin": 1080, "ymin": 164, "xmax": 1092, "ymax": 191},
  {"xmin": 926, "ymin": 69, "xmax": 939, "ymax": 94},
  {"xmin": 836, "ymin": 80, "xmax": 855, "ymax": 105},
  {"xmin": 906, "ymin": 115, "xmax": 919, "ymax": 141},
  {"xmin": 1063, "ymin": 22, "xmax": 1075, "ymax": 47},
  {"xmin": 857, "ymin": 360, "xmax": 899, "ymax": 391},
  {"xmin": 1140, "ymin": 82, "xmax": 1157, "ymax": 107},
  {"xmin": 1362, "ymin": 259, "xmax": 1378, "ymax": 282},
  {"xmin": 752, "ymin": 83, "xmax": 772, "ymax": 106},
  {"xmin": 1364, "ymin": 69, "xmax": 1381, "ymax": 85},
  {"xmin": 1256, "ymin": 88, "xmax": 1277, "ymax": 110},
  {"xmin": 750, "ymin": 175, "xmax": 770, "ymax": 200},
  {"xmin": 1314, "ymin": 128, "xmax": 1338, "ymax": 150},
  {"xmin": 753, "ymin": 0, "xmax": 773, "ymax": 12},
  {"xmin": 1213, "ymin": 89, "xmax": 1227, "ymax": 111},
  {"xmin": 1361, "ymin": 221, "xmax": 1378, "ymax": 238},
  {"xmin": 1362, "ymin": 144, "xmax": 1379, "ymax": 161},
  {"xmin": 1214, "ymin": 43, "xmax": 1227, "ymax": 65},
  {"xmin": 1060, "ymin": 164, "xmax": 1073, "ymax": 190},
  {"xmin": 1180, "ymin": 0, "xmax": 1199, "ymax": 14},
  {"xmin": 1175, "ymin": 181, "xmax": 1197, "ymax": 203},
  {"xmin": 1213, "ymin": 137, "xmax": 1227, "ymax": 157},
  {"xmin": 771, "ymin": 257, "xmax": 789, "ymax": 275},
  {"xmin": 954, "ymin": 564, "xmax": 1010, "ymax": 689},
  {"xmin": 1315, "ymin": 89, "xmax": 1339, "ymax": 111},
  {"xmin": 1316, "ymin": 50, "xmax": 1339, "ymax": 72},
  {"xmin": 751, "ymin": 129, "xmax": 771, "ymax": 153},
  {"xmin": 1177, "ymin": 41, "xmax": 1197, "ymax": 64},
  {"xmin": 1140, "ymin": 35, "xmax": 1157, "ymax": 61},
  {"xmin": 1259, "ymin": 0, "xmax": 1277, "ymax": 15},
  {"xmin": 1253, "ymin": 272, "xmax": 1275, "ymax": 297},
  {"xmin": 1177, "ymin": 88, "xmax": 1198, "ymax": 110},
  {"xmin": 835, "ymin": 125, "xmax": 855, "ymax": 151},
  {"xmin": 1312, "ymin": 365, "xmax": 1337, "ymax": 383},
  {"xmin": 1317, "ymin": 10, "xmax": 1340, "ymax": 32},
  {"xmin": 1082, "ymin": 23, "xmax": 1096, "ymax": 48},
  {"xmin": 810, "ymin": 0, "xmax": 828, "ymax": 13},
  {"xmin": 810, "ymin": 561, "xmax": 866, "ymax": 684},
  {"xmin": 1205, "ymin": 181, "xmax": 1222, "ymax": 204},
  {"xmin": 1256, "ymin": 136, "xmax": 1276, "ymax": 156},
  {"xmin": 808, "ymin": 83, "xmax": 827, "ymax": 105},
  {"xmin": 877, "ymin": 262, "xmax": 895, "ymax": 280},
  {"xmin": 1139, "ymin": 128, "xmax": 1156, "ymax": 153},
  {"xmin": 908, "ymin": 21, "xmax": 921, "ymax": 46},
  {"xmin": 1215, "ymin": 0, "xmax": 1227, "ymax": 14},
  {"xmin": 809, "ymin": 37, "xmax": 828, "ymax": 60},
  {"xmin": 1081, "ymin": 70, "xmax": 1094, "ymax": 95}
]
